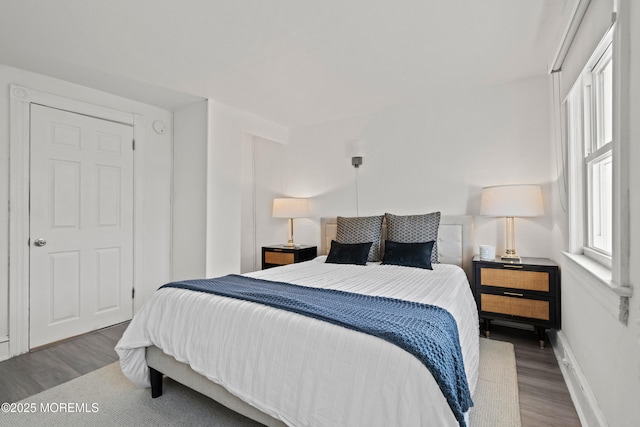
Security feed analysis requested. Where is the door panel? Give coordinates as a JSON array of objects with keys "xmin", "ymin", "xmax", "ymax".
[
  {"xmin": 50, "ymin": 159, "xmax": 81, "ymax": 228},
  {"xmin": 96, "ymin": 247, "xmax": 121, "ymax": 312},
  {"xmin": 49, "ymin": 250, "xmax": 81, "ymax": 323},
  {"xmin": 29, "ymin": 104, "xmax": 134, "ymax": 348},
  {"xmin": 96, "ymin": 165, "xmax": 122, "ymax": 226}
]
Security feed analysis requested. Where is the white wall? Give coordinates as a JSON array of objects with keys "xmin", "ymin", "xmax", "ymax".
[
  {"xmin": 171, "ymin": 100, "xmax": 288, "ymax": 278},
  {"xmin": 548, "ymin": 1, "xmax": 640, "ymax": 426},
  {"xmin": 0, "ymin": 64, "xmax": 174, "ymax": 358},
  {"xmin": 173, "ymin": 100, "xmax": 208, "ymax": 280},
  {"xmin": 207, "ymin": 100, "xmax": 288, "ymax": 276},
  {"xmin": 276, "ymin": 75, "xmax": 554, "ymax": 258},
  {"xmin": 628, "ymin": 0, "xmax": 640, "ymax": 422},
  {"xmin": 240, "ymin": 135, "xmax": 287, "ymax": 273}
]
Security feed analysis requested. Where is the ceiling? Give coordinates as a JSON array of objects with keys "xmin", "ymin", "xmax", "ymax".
[{"xmin": 0, "ymin": 0, "xmax": 572, "ymax": 128}]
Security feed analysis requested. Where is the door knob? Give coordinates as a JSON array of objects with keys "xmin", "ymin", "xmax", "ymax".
[{"xmin": 34, "ymin": 238, "xmax": 47, "ymax": 247}]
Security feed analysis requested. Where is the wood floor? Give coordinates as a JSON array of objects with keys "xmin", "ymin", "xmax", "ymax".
[
  {"xmin": 0, "ymin": 322, "xmax": 581, "ymax": 426},
  {"xmin": 488, "ymin": 324, "xmax": 582, "ymax": 427},
  {"xmin": 0, "ymin": 322, "xmax": 129, "ymax": 403}
]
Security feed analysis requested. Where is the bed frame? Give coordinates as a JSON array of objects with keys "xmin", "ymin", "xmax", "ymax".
[{"xmin": 147, "ymin": 215, "xmax": 474, "ymax": 426}]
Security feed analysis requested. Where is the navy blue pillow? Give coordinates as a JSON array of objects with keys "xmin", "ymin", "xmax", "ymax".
[
  {"xmin": 381, "ymin": 240, "xmax": 435, "ymax": 270},
  {"xmin": 326, "ymin": 240, "xmax": 373, "ymax": 266}
]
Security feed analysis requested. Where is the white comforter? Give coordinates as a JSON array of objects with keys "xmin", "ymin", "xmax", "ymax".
[{"xmin": 116, "ymin": 257, "xmax": 479, "ymax": 427}]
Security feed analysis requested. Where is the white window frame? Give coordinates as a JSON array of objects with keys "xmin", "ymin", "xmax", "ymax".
[
  {"xmin": 584, "ymin": 42, "xmax": 613, "ymax": 267},
  {"xmin": 565, "ymin": 30, "xmax": 613, "ymax": 269},
  {"xmin": 563, "ymin": 17, "xmax": 633, "ymax": 323}
]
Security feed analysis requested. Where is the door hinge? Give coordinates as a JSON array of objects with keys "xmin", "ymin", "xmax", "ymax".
[
  {"xmin": 132, "ymin": 139, "xmax": 135, "ymax": 150},
  {"xmin": 132, "ymin": 288, "xmax": 135, "ymax": 299}
]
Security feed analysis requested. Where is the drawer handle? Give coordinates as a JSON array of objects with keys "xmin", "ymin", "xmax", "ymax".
[
  {"xmin": 503, "ymin": 291, "xmax": 524, "ymax": 297},
  {"xmin": 503, "ymin": 265, "xmax": 523, "ymax": 269}
]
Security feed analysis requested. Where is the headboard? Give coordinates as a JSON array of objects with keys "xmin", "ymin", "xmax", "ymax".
[{"xmin": 320, "ymin": 215, "xmax": 474, "ymax": 280}]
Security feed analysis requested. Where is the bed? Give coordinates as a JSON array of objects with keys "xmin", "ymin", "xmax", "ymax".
[{"xmin": 116, "ymin": 214, "xmax": 478, "ymax": 427}]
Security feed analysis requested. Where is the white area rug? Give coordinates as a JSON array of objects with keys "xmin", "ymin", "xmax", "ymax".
[
  {"xmin": 3, "ymin": 338, "xmax": 519, "ymax": 426},
  {"xmin": 470, "ymin": 338, "xmax": 521, "ymax": 427}
]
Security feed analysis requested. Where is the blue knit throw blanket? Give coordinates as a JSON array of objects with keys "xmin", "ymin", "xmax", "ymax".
[{"xmin": 161, "ymin": 274, "xmax": 473, "ymax": 426}]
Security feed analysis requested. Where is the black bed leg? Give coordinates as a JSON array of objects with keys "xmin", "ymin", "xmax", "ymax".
[{"xmin": 150, "ymin": 367, "xmax": 163, "ymax": 398}]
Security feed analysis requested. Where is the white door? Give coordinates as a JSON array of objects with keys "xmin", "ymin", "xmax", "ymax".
[{"xmin": 29, "ymin": 104, "xmax": 134, "ymax": 348}]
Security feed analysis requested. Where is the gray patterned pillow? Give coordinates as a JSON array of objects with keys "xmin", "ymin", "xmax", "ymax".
[
  {"xmin": 336, "ymin": 215, "xmax": 384, "ymax": 262},
  {"xmin": 385, "ymin": 212, "xmax": 441, "ymax": 263}
]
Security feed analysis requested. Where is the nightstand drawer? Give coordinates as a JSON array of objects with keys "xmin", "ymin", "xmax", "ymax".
[
  {"xmin": 480, "ymin": 294, "xmax": 550, "ymax": 321},
  {"xmin": 264, "ymin": 251, "xmax": 295, "ymax": 265},
  {"xmin": 262, "ymin": 245, "xmax": 317, "ymax": 270},
  {"xmin": 479, "ymin": 268, "xmax": 549, "ymax": 292}
]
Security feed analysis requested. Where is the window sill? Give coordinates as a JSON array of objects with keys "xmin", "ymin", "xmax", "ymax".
[
  {"xmin": 562, "ymin": 252, "xmax": 632, "ymax": 297},
  {"xmin": 562, "ymin": 252, "xmax": 632, "ymax": 323}
]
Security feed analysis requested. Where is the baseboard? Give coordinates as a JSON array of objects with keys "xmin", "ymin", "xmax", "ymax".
[
  {"xmin": 0, "ymin": 338, "xmax": 9, "ymax": 362},
  {"xmin": 548, "ymin": 330, "xmax": 608, "ymax": 427}
]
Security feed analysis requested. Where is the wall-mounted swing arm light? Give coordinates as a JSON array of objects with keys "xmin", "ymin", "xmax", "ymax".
[
  {"xmin": 348, "ymin": 139, "xmax": 365, "ymax": 215},
  {"xmin": 351, "ymin": 156, "xmax": 363, "ymax": 215},
  {"xmin": 348, "ymin": 139, "xmax": 364, "ymax": 168}
]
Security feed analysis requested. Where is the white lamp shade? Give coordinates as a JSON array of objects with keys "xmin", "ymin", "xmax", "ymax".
[
  {"xmin": 272, "ymin": 198, "xmax": 310, "ymax": 218},
  {"xmin": 480, "ymin": 185, "xmax": 544, "ymax": 217}
]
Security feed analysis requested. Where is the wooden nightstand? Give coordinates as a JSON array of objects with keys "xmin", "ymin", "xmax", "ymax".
[
  {"xmin": 262, "ymin": 245, "xmax": 317, "ymax": 269},
  {"xmin": 472, "ymin": 255, "xmax": 560, "ymax": 347}
]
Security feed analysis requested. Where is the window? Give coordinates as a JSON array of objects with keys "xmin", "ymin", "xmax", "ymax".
[
  {"xmin": 585, "ymin": 43, "xmax": 613, "ymax": 260},
  {"xmin": 566, "ymin": 37, "xmax": 613, "ymax": 268},
  {"xmin": 560, "ymin": 14, "xmax": 631, "ymax": 324}
]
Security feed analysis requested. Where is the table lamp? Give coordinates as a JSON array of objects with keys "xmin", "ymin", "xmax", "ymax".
[
  {"xmin": 272, "ymin": 198, "xmax": 309, "ymax": 247},
  {"xmin": 480, "ymin": 185, "xmax": 544, "ymax": 261}
]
